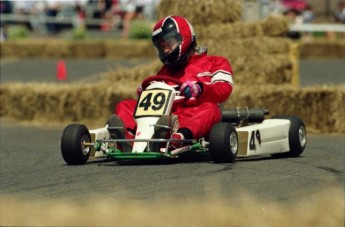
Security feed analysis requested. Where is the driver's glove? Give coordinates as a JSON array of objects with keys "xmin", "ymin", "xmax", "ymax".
[{"xmin": 180, "ymin": 81, "xmax": 202, "ymax": 99}]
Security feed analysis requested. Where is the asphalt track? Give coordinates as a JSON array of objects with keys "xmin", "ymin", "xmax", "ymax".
[
  {"xmin": 0, "ymin": 58, "xmax": 344, "ymax": 225},
  {"xmin": 0, "ymin": 120, "xmax": 344, "ymax": 203}
]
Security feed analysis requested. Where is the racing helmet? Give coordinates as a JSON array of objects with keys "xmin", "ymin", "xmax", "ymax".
[{"xmin": 152, "ymin": 15, "xmax": 196, "ymax": 67}]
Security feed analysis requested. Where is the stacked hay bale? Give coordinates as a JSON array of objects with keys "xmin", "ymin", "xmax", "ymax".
[{"xmin": 299, "ymin": 40, "xmax": 345, "ymax": 59}]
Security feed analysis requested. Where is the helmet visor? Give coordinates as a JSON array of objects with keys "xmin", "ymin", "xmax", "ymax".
[{"xmin": 153, "ymin": 31, "xmax": 182, "ymax": 60}]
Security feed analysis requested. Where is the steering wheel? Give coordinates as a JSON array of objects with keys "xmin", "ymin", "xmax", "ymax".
[
  {"xmin": 141, "ymin": 75, "xmax": 183, "ymax": 90},
  {"xmin": 141, "ymin": 75, "xmax": 188, "ymax": 104}
]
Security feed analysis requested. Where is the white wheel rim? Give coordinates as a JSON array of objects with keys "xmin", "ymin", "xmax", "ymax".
[
  {"xmin": 81, "ymin": 134, "xmax": 90, "ymax": 155},
  {"xmin": 299, "ymin": 126, "xmax": 307, "ymax": 147},
  {"xmin": 230, "ymin": 132, "xmax": 238, "ymax": 154}
]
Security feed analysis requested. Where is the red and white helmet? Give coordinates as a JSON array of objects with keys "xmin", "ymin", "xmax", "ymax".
[{"xmin": 152, "ymin": 15, "xmax": 196, "ymax": 67}]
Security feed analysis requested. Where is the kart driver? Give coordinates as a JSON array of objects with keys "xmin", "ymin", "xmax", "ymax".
[{"xmin": 108, "ymin": 15, "xmax": 234, "ymax": 147}]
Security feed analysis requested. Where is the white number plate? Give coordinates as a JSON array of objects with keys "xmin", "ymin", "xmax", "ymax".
[{"xmin": 134, "ymin": 89, "xmax": 172, "ymax": 118}]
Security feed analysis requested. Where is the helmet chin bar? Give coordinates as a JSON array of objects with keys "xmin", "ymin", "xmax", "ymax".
[{"xmin": 163, "ymin": 41, "xmax": 197, "ymax": 68}]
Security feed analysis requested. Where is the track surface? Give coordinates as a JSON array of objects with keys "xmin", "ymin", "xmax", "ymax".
[
  {"xmin": 0, "ymin": 58, "xmax": 344, "ymax": 204},
  {"xmin": 0, "ymin": 120, "xmax": 344, "ymax": 203}
]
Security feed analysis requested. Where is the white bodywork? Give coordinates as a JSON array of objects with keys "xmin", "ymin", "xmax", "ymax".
[
  {"xmin": 132, "ymin": 82, "xmax": 176, "ymax": 153},
  {"xmin": 236, "ymin": 119, "xmax": 291, "ymax": 157},
  {"xmin": 89, "ymin": 127, "xmax": 110, "ymax": 157},
  {"xmin": 89, "ymin": 81, "xmax": 177, "ymax": 155}
]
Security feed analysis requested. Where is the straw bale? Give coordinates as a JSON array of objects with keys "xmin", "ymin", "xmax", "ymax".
[
  {"xmin": 200, "ymin": 37, "xmax": 293, "ymax": 85},
  {"xmin": 0, "ymin": 82, "xmax": 134, "ymax": 123},
  {"xmin": 204, "ymin": 37, "xmax": 291, "ymax": 58},
  {"xmin": 104, "ymin": 40, "xmax": 155, "ymax": 59},
  {"xmin": 157, "ymin": 0, "xmax": 242, "ymax": 26},
  {"xmin": 42, "ymin": 41, "xmax": 73, "ymax": 58},
  {"xmin": 261, "ymin": 15, "xmax": 289, "ymax": 37},
  {"xmin": 0, "ymin": 40, "xmax": 46, "ymax": 58},
  {"xmin": 226, "ymin": 85, "xmax": 345, "ymax": 133},
  {"xmin": 196, "ymin": 17, "xmax": 288, "ymax": 42},
  {"xmin": 1, "ymin": 83, "xmax": 344, "ymax": 133},
  {"xmin": 231, "ymin": 54, "xmax": 293, "ymax": 85},
  {"xmin": 196, "ymin": 22, "xmax": 263, "ymax": 42},
  {"xmin": 299, "ymin": 40, "xmax": 345, "ymax": 59},
  {"xmin": 102, "ymin": 59, "xmax": 162, "ymax": 83},
  {"xmin": 71, "ymin": 41, "xmax": 105, "ymax": 58}
]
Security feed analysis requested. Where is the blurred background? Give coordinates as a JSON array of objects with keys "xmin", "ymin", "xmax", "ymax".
[{"xmin": 1, "ymin": 0, "xmax": 344, "ymax": 41}]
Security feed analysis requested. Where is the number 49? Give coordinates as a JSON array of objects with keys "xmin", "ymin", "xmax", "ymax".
[{"xmin": 249, "ymin": 130, "xmax": 261, "ymax": 150}]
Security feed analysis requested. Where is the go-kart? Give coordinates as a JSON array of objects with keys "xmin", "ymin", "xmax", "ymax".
[{"xmin": 61, "ymin": 75, "xmax": 307, "ymax": 165}]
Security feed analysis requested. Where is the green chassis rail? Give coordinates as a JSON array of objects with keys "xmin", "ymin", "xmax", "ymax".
[{"xmin": 93, "ymin": 138, "xmax": 207, "ymax": 160}]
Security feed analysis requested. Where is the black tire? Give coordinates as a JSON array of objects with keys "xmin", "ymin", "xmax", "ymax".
[
  {"xmin": 271, "ymin": 115, "xmax": 307, "ymax": 158},
  {"xmin": 209, "ymin": 122, "xmax": 238, "ymax": 163},
  {"xmin": 61, "ymin": 124, "xmax": 91, "ymax": 165}
]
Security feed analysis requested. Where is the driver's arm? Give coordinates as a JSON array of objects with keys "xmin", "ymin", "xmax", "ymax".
[{"xmin": 198, "ymin": 57, "xmax": 233, "ymax": 104}]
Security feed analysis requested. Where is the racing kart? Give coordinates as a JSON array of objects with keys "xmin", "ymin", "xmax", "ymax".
[{"xmin": 61, "ymin": 75, "xmax": 307, "ymax": 165}]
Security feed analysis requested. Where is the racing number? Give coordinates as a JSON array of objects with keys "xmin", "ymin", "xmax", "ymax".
[
  {"xmin": 138, "ymin": 92, "xmax": 166, "ymax": 111},
  {"xmin": 135, "ymin": 89, "xmax": 172, "ymax": 117},
  {"xmin": 249, "ymin": 130, "xmax": 261, "ymax": 150}
]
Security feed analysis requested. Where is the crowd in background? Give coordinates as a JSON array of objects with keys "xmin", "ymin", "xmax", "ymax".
[
  {"xmin": 273, "ymin": 0, "xmax": 345, "ymax": 40},
  {"xmin": 1, "ymin": 0, "xmax": 345, "ymax": 42},
  {"xmin": 0, "ymin": 0, "xmax": 161, "ymax": 40}
]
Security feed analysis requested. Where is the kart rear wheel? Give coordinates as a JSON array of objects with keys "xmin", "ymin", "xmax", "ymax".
[
  {"xmin": 209, "ymin": 122, "xmax": 238, "ymax": 163},
  {"xmin": 61, "ymin": 124, "xmax": 91, "ymax": 165},
  {"xmin": 271, "ymin": 115, "xmax": 307, "ymax": 158}
]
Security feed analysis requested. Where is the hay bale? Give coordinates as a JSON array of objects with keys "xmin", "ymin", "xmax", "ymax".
[
  {"xmin": 196, "ymin": 17, "xmax": 288, "ymax": 42},
  {"xmin": 104, "ymin": 40, "xmax": 155, "ymax": 59},
  {"xmin": 1, "ymin": 83, "xmax": 344, "ymax": 133},
  {"xmin": 200, "ymin": 37, "xmax": 293, "ymax": 85},
  {"xmin": 0, "ymin": 82, "xmax": 134, "ymax": 123},
  {"xmin": 43, "ymin": 40, "xmax": 73, "ymax": 58},
  {"xmin": 204, "ymin": 37, "xmax": 291, "ymax": 58},
  {"xmin": 0, "ymin": 40, "xmax": 46, "ymax": 58},
  {"xmin": 226, "ymin": 85, "xmax": 345, "ymax": 133},
  {"xmin": 157, "ymin": 0, "xmax": 242, "ymax": 26},
  {"xmin": 261, "ymin": 15, "xmax": 289, "ymax": 37},
  {"xmin": 196, "ymin": 22, "xmax": 263, "ymax": 42},
  {"xmin": 231, "ymin": 54, "xmax": 293, "ymax": 85},
  {"xmin": 103, "ymin": 59, "xmax": 162, "ymax": 83},
  {"xmin": 299, "ymin": 40, "xmax": 345, "ymax": 59},
  {"xmin": 71, "ymin": 41, "xmax": 105, "ymax": 58}
]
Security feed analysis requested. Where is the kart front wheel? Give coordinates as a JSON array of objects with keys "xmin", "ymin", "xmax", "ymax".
[
  {"xmin": 209, "ymin": 122, "xmax": 238, "ymax": 163},
  {"xmin": 61, "ymin": 124, "xmax": 91, "ymax": 165},
  {"xmin": 271, "ymin": 115, "xmax": 307, "ymax": 158}
]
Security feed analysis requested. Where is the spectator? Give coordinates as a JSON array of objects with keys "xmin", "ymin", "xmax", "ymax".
[
  {"xmin": 0, "ymin": 0, "xmax": 12, "ymax": 42},
  {"xmin": 302, "ymin": 4, "xmax": 314, "ymax": 41},
  {"xmin": 0, "ymin": 24, "xmax": 6, "ymax": 42},
  {"xmin": 284, "ymin": 8, "xmax": 303, "ymax": 39},
  {"xmin": 12, "ymin": 1, "xmax": 36, "ymax": 31},
  {"xmin": 328, "ymin": 1, "xmax": 345, "ymax": 40},
  {"xmin": 45, "ymin": 0, "xmax": 61, "ymax": 34},
  {"xmin": 120, "ymin": 0, "xmax": 142, "ymax": 38},
  {"xmin": 0, "ymin": 0, "xmax": 13, "ymax": 14},
  {"xmin": 334, "ymin": 1, "xmax": 345, "ymax": 23},
  {"xmin": 73, "ymin": 4, "xmax": 86, "ymax": 29}
]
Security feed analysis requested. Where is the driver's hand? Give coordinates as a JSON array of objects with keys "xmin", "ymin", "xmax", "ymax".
[{"xmin": 180, "ymin": 81, "xmax": 202, "ymax": 99}]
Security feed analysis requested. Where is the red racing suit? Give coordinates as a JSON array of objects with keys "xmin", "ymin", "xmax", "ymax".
[{"xmin": 115, "ymin": 51, "xmax": 234, "ymax": 139}]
